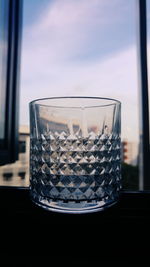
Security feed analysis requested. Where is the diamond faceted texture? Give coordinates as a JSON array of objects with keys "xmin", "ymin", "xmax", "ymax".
[{"xmin": 30, "ymin": 131, "xmax": 121, "ymax": 203}]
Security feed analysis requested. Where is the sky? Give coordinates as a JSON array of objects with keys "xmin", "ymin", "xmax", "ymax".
[{"xmin": 20, "ymin": 0, "xmax": 147, "ymax": 142}]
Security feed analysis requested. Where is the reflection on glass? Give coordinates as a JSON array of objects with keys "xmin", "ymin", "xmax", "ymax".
[
  {"xmin": 30, "ymin": 97, "xmax": 121, "ymax": 213},
  {"xmin": 0, "ymin": 0, "xmax": 8, "ymax": 139}
]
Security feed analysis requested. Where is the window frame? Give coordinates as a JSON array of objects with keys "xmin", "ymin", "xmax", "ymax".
[
  {"xmin": 137, "ymin": 0, "xmax": 150, "ymax": 189},
  {"xmin": 0, "ymin": 0, "xmax": 23, "ymax": 165}
]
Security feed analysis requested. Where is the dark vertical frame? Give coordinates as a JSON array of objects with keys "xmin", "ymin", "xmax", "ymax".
[
  {"xmin": 0, "ymin": 0, "xmax": 23, "ymax": 165},
  {"xmin": 137, "ymin": 0, "xmax": 150, "ymax": 189}
]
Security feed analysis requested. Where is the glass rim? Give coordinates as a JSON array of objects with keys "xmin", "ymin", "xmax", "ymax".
[{"xmin": 29, "ymin": 96, "xmax": 121, "ymax": 109}]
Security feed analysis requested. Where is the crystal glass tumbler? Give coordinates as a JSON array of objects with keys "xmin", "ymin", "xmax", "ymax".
[{"xmin": 29, "ymin": 97, "xmax": 121, "ymax": 213}]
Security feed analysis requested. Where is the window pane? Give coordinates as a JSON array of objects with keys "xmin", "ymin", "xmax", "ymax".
[
  {"xmin": 0, "ymin": 0, "xmax": 8, "ymax": 139},
  {"xmin": 1, "ymin": 0, "xmax": 140, "ymax": 189}
]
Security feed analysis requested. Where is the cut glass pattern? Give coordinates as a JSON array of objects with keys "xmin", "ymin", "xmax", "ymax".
[{"xmin": 30, "ymin": 130, "xmax": 121, "ymax": 204}]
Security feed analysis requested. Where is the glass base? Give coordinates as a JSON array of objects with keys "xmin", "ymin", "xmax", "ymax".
[{"xmin": 31, "ymin": 192, "xmax": 118, "ymax": 214}]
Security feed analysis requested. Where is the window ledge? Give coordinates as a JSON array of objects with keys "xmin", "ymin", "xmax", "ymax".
[
  {"xmin": 0, "ymin": 187, "xmax": 150, "ymax": 264},
  {"xmin": 0, "ymin": 186, "xmax": 150, "ymax": 215}
]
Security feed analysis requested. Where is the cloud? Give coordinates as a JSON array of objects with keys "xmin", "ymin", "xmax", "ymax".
[
  {"xmin": 22, "ymin": 0, "xmax": 134, "ymax": 66},
  {"xmin": 20, "ymin": 0, "xmax": 140, "ymax": 142}
]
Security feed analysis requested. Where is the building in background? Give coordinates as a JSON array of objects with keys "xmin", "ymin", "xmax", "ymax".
[
  {"xmin": 0, "ymin": 125, "xmax": 30, "ymax": 186},
  {"xmin": 0, "ymin": 127, "xmax": 139, "ymax": 186},
  {"xmin": 121, "ymin": 140, "xmax": 138, "ymax": 166}
]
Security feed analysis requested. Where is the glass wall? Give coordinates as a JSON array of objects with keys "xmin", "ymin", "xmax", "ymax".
[{"xmin": 0, "ymin": 0, "xmax": 140, "ymax": 190}]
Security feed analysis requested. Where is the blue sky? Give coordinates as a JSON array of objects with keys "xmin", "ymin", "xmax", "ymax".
[
  {"xmin": 20, "ymin": 0, "xmax": 147, "ymax": 142},
  {"xmin": 22, "ymin": 0, "xmax": 137, "ymax": 62}
]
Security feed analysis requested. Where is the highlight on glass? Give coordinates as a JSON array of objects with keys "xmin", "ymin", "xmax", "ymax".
[{"xmin": 29, "ymin": 97, "xmax": 121, "ymax": 213}]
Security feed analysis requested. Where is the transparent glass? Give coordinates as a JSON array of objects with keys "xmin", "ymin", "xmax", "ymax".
[{"xmin": 29, "ymin": 97, "xmax": 121, "ymax": 213}]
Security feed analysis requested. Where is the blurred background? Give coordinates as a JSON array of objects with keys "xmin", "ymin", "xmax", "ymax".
[{"xmin": 1, "ymin": 0, "xmax": 150, "ymax": 190}]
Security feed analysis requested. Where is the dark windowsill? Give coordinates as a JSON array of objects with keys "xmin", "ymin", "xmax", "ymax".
[
  {"xmin": 0, "ymin": 186, "xmax": 150, "ymax": 264},
  {"xmin": 0, "ymin": 186, "xmax": 150, "ymax": 216}
]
